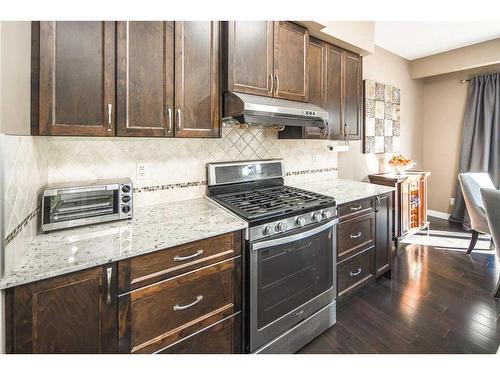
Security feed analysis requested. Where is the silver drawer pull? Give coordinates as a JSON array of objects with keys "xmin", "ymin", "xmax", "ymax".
[
  {"xmin": 173, "ymin": 295, "xmax": 203, "ymax": 311},
  {"xmin": 350, "ymin": 232, "xmax": 362, "ymax": 239},
  {"xmin": 350, "ymin": 205, "xmax": 362, "ymax": 211},
  {"xmin": 173, "ymin": 249, "xmax": 204, "ymax": 262},
  {"xmin": 106, "ymin": 267, "xmax": 113, "ymax": 304},
  {"xmin": 350, "ymin": 268, "xmax": 362, "ymax": 276}
]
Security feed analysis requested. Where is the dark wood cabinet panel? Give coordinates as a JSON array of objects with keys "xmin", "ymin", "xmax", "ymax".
[
  {"xmin": 343, "ymin": 51, "xmax": 362, "ymax": 140},
  {"xmin": 225, "ymin": 21, "xmax": 274, "ymax": 97},
  {"xmin": 7, "ymin": 265, "xmax": 117, "ymax": 353},
  {"xmin": 157, "ymin": 314, "xmax": 241, "ymax": 354},
  {"xmin": 304, "ymin": 37, "xmax": 327, "ymax": 139},
  {"xmin": 118, "ymin": 257, "xmax": 241, "ymax": 354},
  {"xmin": 325, "ymin": 45, "xmax": 344, "ymax": 139},
  {"xmin": 338, "ymin": 197, "xmax": 374, "ymax": 219},
  {"xmin": 38, "ymin": 21, "xmax": 115, "ymax": 136},
  {"xmin": 118, "ymin": 231, "xmax": 241, "ymax": 293},
  {"xmin": 375, "ymin": 193, "xmax": 393, "ymax": 277},
  {"xmin": 273, "ymin": 21, "xmax": 309, "ymax": 102},
  {"xmin": 338, "ymin": 247, "xmax": 375, "ymax": 299},
  {"xmin": 116, "ymin": 21, "xmax": 174, "ymax": 137},
  {"xmin": 174, "ymin": 21, "xmax": 220, "ymax": 138},
  {"xmin": 338, "ymin": 212, "xmax": 375, "ymax": 262}
]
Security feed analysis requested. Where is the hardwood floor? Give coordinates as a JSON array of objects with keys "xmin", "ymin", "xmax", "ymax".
[{"xmin": 299, "ymin": 217, "xmax": 500, "ymax": 354}]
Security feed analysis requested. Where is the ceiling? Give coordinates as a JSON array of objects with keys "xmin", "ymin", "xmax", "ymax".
[{"xmin": 375, "ymin": 22, "xmax": 500, "ymax": 60}]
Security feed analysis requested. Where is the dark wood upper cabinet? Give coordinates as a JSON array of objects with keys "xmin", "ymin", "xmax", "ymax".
[
  {"xmin": 273, "ymin": 21, "xmax": 309, "ymax": 102},
  {"xmin": 225, "ymin": 21, "xmax": 274, "ymax": 97},
  {"xmin": 174, "ymin": 21, "xmax": 220, "ymax": 138},
  {"xmin": 38, "ymin": 21, "xmax": 116, "ymax": 136},
  {"xmin": 343, "ymin": 51, "xmax": 363, "ymax": 140},
  {"xmin": 7, "ymin": 265, "xmax": 117, "ymax": 354},
  {"xmin": 304, "ymin": 37, "xmax": 326, "ymax": 139},
  {"xmin": 116, "ymin": 21, "xmax": 174, "ymax": 137},
  {"xmin": 325, "ymin": 45, "xmax": 344, "ymax": 139}
]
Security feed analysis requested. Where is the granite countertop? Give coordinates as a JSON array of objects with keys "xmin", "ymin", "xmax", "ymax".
[
  {"xmin": 289, "ymin": 178, "xmax": 395, "ymax": 205},
  {"xmin": 0, "ymin": 197, "xmax": 247, "ymax": 290}
]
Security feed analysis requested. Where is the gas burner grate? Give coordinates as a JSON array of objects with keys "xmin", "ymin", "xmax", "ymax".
[{"xmin": 213, "ymin": 186, "xmax": 335, "ymax": 221}]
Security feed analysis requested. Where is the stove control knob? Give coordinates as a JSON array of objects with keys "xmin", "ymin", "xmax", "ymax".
[
  {"xmin": 322, "ymin": 210, "xmax": 332, "ymax": 219},
  {"xmin": 263, "ymin": 225, "xmax": 275, "ymax": 236},
  {"xmin": 296, "ymin": 217, "xmax": 306, "ymax": 227},
  {"xmin": 313, "ymin": 212, "xmax": 323, "ymax": 223},
  {"xmin": 276, "ymin": 222, "xmax": 288, "ymax": 232}
]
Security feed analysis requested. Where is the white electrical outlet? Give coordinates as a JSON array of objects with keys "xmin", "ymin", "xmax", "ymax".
[
  {"xmin": 312, "ymin": 154, "xmax": 321, "ymax": 166},
  {"xmin": 136, "ymin": 162, "xmax": 149, "ymax": 180},
  {"xmin": 450, "ymin": 197, "xmax": 455, "ymax": 206}
]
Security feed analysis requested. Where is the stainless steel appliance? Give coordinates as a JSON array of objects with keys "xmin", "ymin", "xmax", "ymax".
[
  {"xmin": 42, "ymin": 178, "xmax": 133, "ymax": 232},
  {"xmin": 206, "ymin": 159, "xmax": 337, "ymax": 353},
  {"xmin": 223, "ymin": 91, "xmax": 330, "ymax": 130}
]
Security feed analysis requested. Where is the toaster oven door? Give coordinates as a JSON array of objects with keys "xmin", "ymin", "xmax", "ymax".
[{"xmin": 42, "ymin": 187, "xmax": 120, "ymax": 231}]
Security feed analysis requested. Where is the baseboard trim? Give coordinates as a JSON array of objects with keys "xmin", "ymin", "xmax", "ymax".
[{"xmin": 427, "ymin": 210, "xmax": 450, "ymax": 220}]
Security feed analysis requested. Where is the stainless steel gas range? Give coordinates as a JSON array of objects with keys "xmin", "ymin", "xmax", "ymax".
[{"xmin": 206, "ymin": 159, "xmax": 338, "ymax": 353}]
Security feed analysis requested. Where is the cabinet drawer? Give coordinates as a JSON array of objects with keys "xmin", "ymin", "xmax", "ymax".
[
  {"xmin": 157, "ymin": 314, "xmax": 241, "ymax": 354},
  {"xmin": 338, "ymin": 248, "xmax": 374, "ymax": 297},
  {"xmin": 118, "ymin": 257, "xmax": 241, "ymax": 353},
  {"xmin": 339, "ymin": 198, "xmax": 374, "ymax": 218},
  {"xmin": 338, "ymin": 212, "xmax": 375, "ymax": 262},
  {"xmin": 118, "ymin": 231, "xmax": 241, "ymax": 293}
]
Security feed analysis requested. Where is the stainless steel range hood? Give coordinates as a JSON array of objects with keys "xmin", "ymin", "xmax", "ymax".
[{"xmin": 223, "ymin": 92, "xmax": 329, "ymax": 128}]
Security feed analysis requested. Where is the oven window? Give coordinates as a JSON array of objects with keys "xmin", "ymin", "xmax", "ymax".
[
  {"xmin": 43, "ymin": 190, "xmax": 118, "ymax": 225},
  {"xmin": 256, "ymin": 227, "xmax": 333, "ymax": 329}
]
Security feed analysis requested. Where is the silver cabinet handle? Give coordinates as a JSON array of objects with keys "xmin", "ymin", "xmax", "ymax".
[
  {"xmin": 107, "ymin": 104, "xmax": 112, "ymax": 132},
  {"xmin": 274, "ymin": 74, "xmax": 280, "ymax": 95},
  {"xmin": 375, "ymin": 196, "xmax": 381, "ymax": 213},
  {"xmin": 350, "ymin": 268, "xmax": 362, "ymax": 276},
  {"xmin": 173, "ymin": 295, "xmax": 203, "ymax": 311},
  {"xmin": 350, "ymin": 205, "xmax": 362, "ymax": 211},
  {"xmin": 106, "ymin": 267, "xmax": 113, "ymax": 304},
  {"xmin": 268, "ymin": 73, "xmax": 274, "ymax": 95},
  {"xmin": 173, "ymin": 249, "xmax": 204, "ymax": 262},
  {"xmin": 176, "ymin": 109, "xmax": 182, "ymax": 132},
  {"xmin": 350, "ymin": 232, "xmax": 362, "ymax": 239},
  {"xmin": 166, "ymin": 107, "xmax": 172, "ymax": 133}
]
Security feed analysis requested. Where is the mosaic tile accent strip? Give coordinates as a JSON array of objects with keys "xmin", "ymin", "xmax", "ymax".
[
  {"xmin": 134, "ymin": 181, "xmax": 207, "ymax": 193},
  {"xmin": 363, "ymin": 79, "xmax": 401, "ymax": 154},
  {"xmin": 285, "ymin": 167, "xmax": 338, "ymax": 176},
  {"xmin": 4, "ymin": 207, "xmax": 40, "ymax": 246}
]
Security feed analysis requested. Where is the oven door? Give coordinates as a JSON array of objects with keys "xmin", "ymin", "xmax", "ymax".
[{"xmin": 249, "ymin": 218, "xmax": 337, "ymax": 352}]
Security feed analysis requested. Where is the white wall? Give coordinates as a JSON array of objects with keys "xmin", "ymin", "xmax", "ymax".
[{"xmin": 0, "ymin": 21, "xmax": 31, "ymax": 136}]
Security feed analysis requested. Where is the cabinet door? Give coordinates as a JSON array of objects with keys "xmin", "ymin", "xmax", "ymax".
[
  {"xmin": 117, "ymin": 22, "xmax": 174, "ymax": 137},
  {"xmin": 273, "ymin": 21, "xmax": 309, "ymax": 102},
  {"xmin": 8, "ymin": 265, "xmax": 117, "ymax": 353},
  {"xmin": 343, "ymin": 51, "xmax": 362, "ymax": 140},
  {"xmin": 304, "ymin": 37, "xmax": 327, "ymax": 139},
  {"xmin": 375, "ymin": 194, "xmax": 393, "ymax": 277},
  {"xmin": 38, "ymin": 21, "xmax": 115, "ymax": 136},
  {"xmin": 226, "ymin": 21, "xmax": 273, "ymax": 97},
  {"xmin": 175, "ymin": 21, "xmax": 220, "ymax": 138},
  {"xmin": 326, "ymin": 45, "xmax": 344, "ymax": 139}
]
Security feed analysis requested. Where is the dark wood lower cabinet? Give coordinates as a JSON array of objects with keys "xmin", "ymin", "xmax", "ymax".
[
  {"xmin": 375, "ymin": 193, "xmax": 393, "ymax": 277},
  {"xmin": 337, "ymin": 194, "xmax": 393, "ymax": 302},
  {"xmin": 6, "ymin": 265, "xmax": 117, "ymax": 354},
  {"xmin": 6, "ymin": 230, "xmax": 244, "ymax": 354}
]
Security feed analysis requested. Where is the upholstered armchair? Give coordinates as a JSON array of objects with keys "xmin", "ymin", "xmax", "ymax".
[
  {"xmin": 458, "ymin": 173, "xmax": 495, "ymax": 254},
  {"xmin": 480, "ymin": 188, "xmax": 500, "ymax": 299}
]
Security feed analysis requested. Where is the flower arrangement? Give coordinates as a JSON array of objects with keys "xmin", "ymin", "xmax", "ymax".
[{"xmin": 388, "ymin": 154, "xmax": 414, "ymax": 176}]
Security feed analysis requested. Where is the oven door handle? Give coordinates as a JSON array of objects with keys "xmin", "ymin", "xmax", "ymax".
[{"xmin": 251, "ymin": 218, "xmax": 338, "ymax": 251}]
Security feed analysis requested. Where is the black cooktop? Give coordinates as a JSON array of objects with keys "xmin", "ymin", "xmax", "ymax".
[{"xmin": 211, "ymin": 185, "xmax": 335, "ymax": 223}]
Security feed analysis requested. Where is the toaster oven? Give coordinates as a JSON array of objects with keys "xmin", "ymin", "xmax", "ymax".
[{"xmin": 42, "ymin": 178, "xmax": 133, "ymax": 232}]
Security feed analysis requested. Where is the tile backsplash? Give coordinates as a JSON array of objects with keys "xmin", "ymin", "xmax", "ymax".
[
  {"xmin": 2, "ymin": 125, "xmax": 339, "ymax": 272},
  {"xmin": 44, "ymin": 126, "xmax": 339, "ymax": 205}
]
